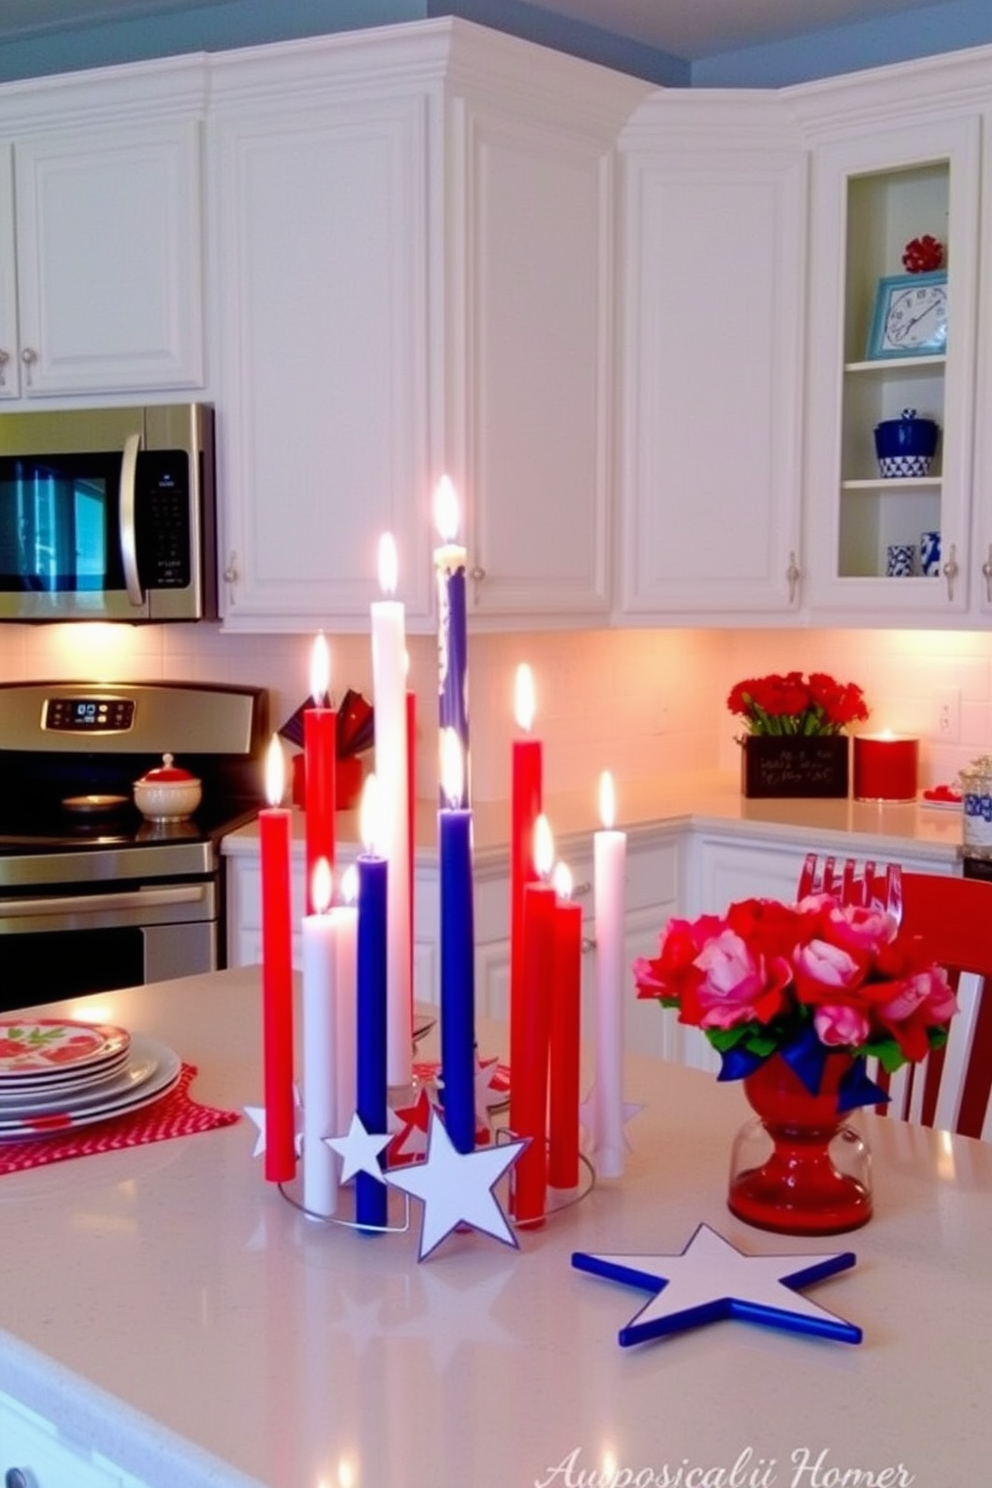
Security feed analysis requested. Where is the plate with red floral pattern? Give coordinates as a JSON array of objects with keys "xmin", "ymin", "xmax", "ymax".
[{"xmin": 0, "ymin": 1020, "xmax": 131, "ymax": 1085}]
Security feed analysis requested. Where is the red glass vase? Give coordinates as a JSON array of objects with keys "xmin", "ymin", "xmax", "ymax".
[{"xmin": 727, "ymin": 1052, "xmax": 872, "ymax": 1235}]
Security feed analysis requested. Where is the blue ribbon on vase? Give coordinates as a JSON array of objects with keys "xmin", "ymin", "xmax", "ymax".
[{"xmin": 716, "ymin": 1026, "xmax": 889, "ymax": 1113}]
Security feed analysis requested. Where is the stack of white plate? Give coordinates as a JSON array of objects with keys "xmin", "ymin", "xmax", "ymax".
[{"xmin": 0, "ymin": 1018, "xmax": 180, "ymax": 1141}]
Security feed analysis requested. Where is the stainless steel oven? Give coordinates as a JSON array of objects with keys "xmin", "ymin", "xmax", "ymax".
[{"xmin": 0, "ymin": 681, "xmax": 267, "ymax": 1013}]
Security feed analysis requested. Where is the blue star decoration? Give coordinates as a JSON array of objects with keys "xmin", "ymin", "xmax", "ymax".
[
  {"xmin": 572, "ymin": 1223, "xmax": 862, "ymax": 1347},
  {"xmin": 384, "ymin": 1109, "xmax": 528, "ymax": 1261}
]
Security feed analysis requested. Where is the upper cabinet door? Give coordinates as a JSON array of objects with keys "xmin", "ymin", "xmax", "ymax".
[
  {"xmin": 212, "ymin": 88, "xmax": 433, "ymax": 629},
  {"xmin": 803, "ymin": 115, "xmax": 980, "ymax": 619},
  {"xmin": 445, "ymin": 98, "xmax": 619, "ymax": 621},
  {"xmin": 616, "ymin": 102, "xmax": 807, "ymax": 619},
  {"xmin": 12, "ymin": 120, "xmax": 204, "ymax": 397},
  {"xmin": 0, "ymin": 143, "xmax": 17, "ymax": 398}
]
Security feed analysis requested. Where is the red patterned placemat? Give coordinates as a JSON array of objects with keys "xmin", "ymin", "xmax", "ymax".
[{"xmin": 0, "ymin": 1063, "xmax": 240, "ymax": 1176}]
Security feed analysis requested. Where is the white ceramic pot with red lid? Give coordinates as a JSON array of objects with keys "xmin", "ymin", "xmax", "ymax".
[{"xmin": 133, "ymin": 753, "xmax": 202, "ymax": 821}]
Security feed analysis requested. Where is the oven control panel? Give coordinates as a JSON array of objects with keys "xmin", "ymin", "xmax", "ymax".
[{"xmin": 43, "ymin": 697, "xmax": 136, "ymax": 733}]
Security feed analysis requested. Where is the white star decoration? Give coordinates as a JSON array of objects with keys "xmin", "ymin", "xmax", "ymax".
[
  {"xmin": 325, "ymin": 1113, "xmax": 392, "ymax": 1183},
  {"xmin": 384, "ymin": 1110, "xmax": 528, "ymax": 1260},
  {"xmin": 573, "ymin": 1223, "xmax": 862, "ymax": 1347},
  {"xmin": 579, "ymin": 1085, "xmax": 642, "ymax": 1153},
  {"xmin": 243, "ymin": 1087, "xmax": 304, "ymax": 1159}
]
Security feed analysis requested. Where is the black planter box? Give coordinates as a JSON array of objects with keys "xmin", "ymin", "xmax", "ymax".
[{"xmin": 741, "ymin": 735, "xmax": 850, "ymax": 799}]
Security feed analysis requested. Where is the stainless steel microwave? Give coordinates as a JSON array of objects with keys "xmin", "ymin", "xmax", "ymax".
[{"xmin": 0, "ymin": 403, "xmax": 217, "ymax": 622}]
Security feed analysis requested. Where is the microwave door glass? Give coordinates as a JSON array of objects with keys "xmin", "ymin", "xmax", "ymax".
[{"xmin": 0, "ymin": 454, "xmax": 126, "ymax": 596}]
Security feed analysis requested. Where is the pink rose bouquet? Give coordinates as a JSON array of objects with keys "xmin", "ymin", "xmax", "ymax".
[{"xmin": 633, "ymin": 894, "xmax": 957, "ymax": 1108}]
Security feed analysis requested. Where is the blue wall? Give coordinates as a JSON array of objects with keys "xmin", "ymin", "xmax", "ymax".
[{"xmin": 0, "ymin": 0, "xmax": 990, "ymax": 87}]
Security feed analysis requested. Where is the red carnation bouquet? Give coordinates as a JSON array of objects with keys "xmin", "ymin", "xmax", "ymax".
[
  {"xmin": 727, "ymin": 670, "xmax": 868, "ymax": 737},
  {"xmin": 634, "ymin": 895, "xmax": 957, "ymax": 1106}
]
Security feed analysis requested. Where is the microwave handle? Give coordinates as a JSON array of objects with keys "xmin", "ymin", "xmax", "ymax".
[{"xmin": 120, "ymin": 431, "xmax": 145, "ymax": 607}]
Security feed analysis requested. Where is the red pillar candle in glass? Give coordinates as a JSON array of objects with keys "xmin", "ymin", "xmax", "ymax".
[
  {"xmin": 592, "ymin": 770, "xmax": 627, "ymax": 1179},
  {"xmin": 433, "ymin": 475, "xmax": 470, "ymax": 805},
  {"xmin": 259, "ymin": 734, "xmax": 296, "ymax": 1183},
  {"xmin": 511, "ymin": 812, "xmax": 555, "ymax": 1225},
  {"xmin": 438, "ymin": 729, "xmax": 476, "ymax": 1155},
  {"xmin": 853, "ymin": 732, "xmax": 920, "ymax": 803},
  {"xmin": 302, "ymin": 857, "xmax": 338, "ymax": 1218},
  {"xmin": 548, "ymin": 860, "xmax": 582, "ymax": 1191},
  {"xmin": 304, "ymin": 631, "xmax": 337, "ymax": 912},
  {"xmin": 370, "ymin": 533, "xmax": 411, "ymax": 1087},
  {"xmin": 509, "ymin": 662, "xmax": 542, "ymax": 1152}
]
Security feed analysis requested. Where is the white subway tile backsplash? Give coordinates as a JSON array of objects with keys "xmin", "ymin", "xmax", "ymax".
[{"xmin": 2, "ymin": 622, "xmax": 991, "ymax": 800}]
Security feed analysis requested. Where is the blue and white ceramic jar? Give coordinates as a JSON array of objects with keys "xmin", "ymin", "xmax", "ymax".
[
  {"xmin": 874, "ymin": 409, "xmax": 940, "ymax": 478},
  {"xmin": 920, "ymin": 530, "xmax": 941, "ymax": 577},
  {"xmin": 961, "ymin": 757, "xmax": 992, "ymax": 852}
]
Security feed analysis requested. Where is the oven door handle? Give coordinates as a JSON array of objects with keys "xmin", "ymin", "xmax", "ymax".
[
  {"xmin": 120, "ymin": 430, "xmax": 145, "ymax": 607},
  {"xmin": 0, "ymin": 884, "xmax": 209, "ymax": 920}
]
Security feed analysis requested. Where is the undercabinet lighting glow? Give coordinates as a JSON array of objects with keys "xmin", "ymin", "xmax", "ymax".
[{"xmin": 48, "ymin": 622, "xmax": 142, "ymax": 679}]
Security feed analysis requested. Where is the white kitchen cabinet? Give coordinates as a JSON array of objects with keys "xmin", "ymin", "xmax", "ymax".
[
  {"xmin": 210, "ymin": 37, "xmax": 436, "ymax": 631},
  {"xmin": 211, "ymin": 22, "xmax": 646, "ymax": 633},
  {"xmin": 684, "ymin": 829, "xmax": 953, "ymax": 918},
  {"xmin": 615, "ymin": 94, "xmax": 806, "ymax": 621},
  {"xmin": 0, "ymin": 58, "xmax": 206, "ymax": 400},
  {"xmin": 0, "ymin": 1389, "xmax": 149, "ymax": 1488},
  {"xmin": 444, "ymin": 44, "xmax": 645, "ymax": 625},
  {"xmin": 800, "ymin": 92, "xmax": 982, "ymax": 619}
]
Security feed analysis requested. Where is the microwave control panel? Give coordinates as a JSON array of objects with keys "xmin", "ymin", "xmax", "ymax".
[{"xmin": 137, "ymin": 451, "xmax": 193, "ymax": 589}]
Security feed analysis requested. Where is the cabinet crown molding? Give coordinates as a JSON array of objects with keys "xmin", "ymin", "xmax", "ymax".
[
  {"xmin": 783, "ymin": 39, "xmax": 992, "ymax": 139},
  {"xmin": 0, "ymin": 53, "xmax": 209, "ymax": 132}
]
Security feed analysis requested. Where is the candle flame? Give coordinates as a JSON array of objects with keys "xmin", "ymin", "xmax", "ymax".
[
  {"xmin": 440, "ymin": 727, "xmax": 465, "ymax": 808},
  {"xmin": 378, "ymin": 532, "xmax": 398, "ymax": 596},
  {"xmin": 311, "ymin": 858, "xmax": 332, "ymax": 915},
  {"xmin": 433, "ymin": 474, "xmax": 460, "ymax": 543},
  {"xmin": 264, "ymin": 734, "xmax": 286, "ymax": 807},
  {"xmin": 309, "ymin": 631, "xmax": 331, "ymax": 706},
  {"xmin": 342, "ymin": 863, "xmax": 359, "ymax": 906},
  {"xmin": 514, "ymin": 662, "xmax": 535, "ymax": 732},
  {"xmin": 598, "ymin": 770, "xmax": 616, "ymax": 830},
  {"xmin": 533, "ymin": 813, "xmax": 554, "ymax": 879},
  {"xmin": 553, "ymin": 860, "xmax": 573, "ymax": 900},
  {"xmin": 359, "ymin": 773, "xmax": 382, "ymax": 856}
]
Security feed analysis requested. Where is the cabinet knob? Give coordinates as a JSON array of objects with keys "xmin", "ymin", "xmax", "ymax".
[
  {"xmin": 19, "ymin": 347, "xmax": 37, "ymax": 388},
  {"xmin": 580, "ymin": 936, "xmax": 596, "ymax": 954},
  {"xmin": 786, "ymin": 550, "xmax": 801, "ymax": 605},
  {"xmin": 0, "ymin": 347, "xmax": 9, "ymax": 386},
  {"xmin": 942, "ymin": 542, "xmax": 959, "ymax": 602},
  {"xmin": 223, "ymin": 551, "xmax": 239, "ymax": 586},
  {"xmin": 982, "ymin": 545, "xmax": 992, "ymax": 604}
]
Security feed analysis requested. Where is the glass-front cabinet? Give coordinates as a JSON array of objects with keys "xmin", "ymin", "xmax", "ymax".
[{"xmin": 804, "ymin": 116, "xmax": 981, "ymax": 619}]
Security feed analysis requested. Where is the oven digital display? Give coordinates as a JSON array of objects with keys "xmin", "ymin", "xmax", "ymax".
[{"xmin": 44, "ymin": 697, "xmax": 135, "ymax": 733}]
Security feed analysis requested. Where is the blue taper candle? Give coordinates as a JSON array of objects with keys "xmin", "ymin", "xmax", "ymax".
[
  {"xmin": 438, "ymin": 729, "xmax": 476, "ymax": 1153},
  {"xmin": 355, "ymin": 777, "xmax": 389, "ymax": 1230}
]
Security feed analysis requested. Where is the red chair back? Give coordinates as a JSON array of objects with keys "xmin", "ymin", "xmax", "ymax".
[{"xmin": 897, "ymin": 872, "xmax": 992, "ymax": 1140}]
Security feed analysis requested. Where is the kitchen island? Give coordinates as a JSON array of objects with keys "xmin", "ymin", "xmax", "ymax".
[{"xmin": 1, "ymin": 966, "xmax": 990, "ymax": 1488}]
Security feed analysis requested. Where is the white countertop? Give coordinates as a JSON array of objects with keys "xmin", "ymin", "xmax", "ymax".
[
  {"xmin": 222, "ymin": 769, "xmax": 965, "ymax": 869},
  {"xmin": 1, "ymin": 967, "xmax": 990, "ymax": 1487}
]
